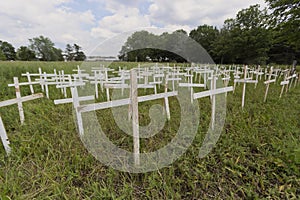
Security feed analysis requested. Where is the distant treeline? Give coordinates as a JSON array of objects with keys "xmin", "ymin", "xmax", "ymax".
[
  {"xmin": 119, "ymin": 2, "xmax": 300, "ymax": 65},
  {"xmin": 0, "ymin": 36, "xmax": 86, "ymax": 62}
]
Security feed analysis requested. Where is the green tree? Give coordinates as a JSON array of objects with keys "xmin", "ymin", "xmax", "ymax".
[
  {"xmin": 162, "ymin": 30, "xmax": 189, "ymax": 62},
  {"xmin": 234, "ymin": 4, "xmax": 270, "ymax": 64},
  {"xmin": 266, "ymin": 0, "xmax": 300, "ymax": 49},
  {"xmin": 211, "ymin": 19, "xmax": 236, "ymax": 64},
  {"xmin": 266, "ymin": 0, "xmax": 300, "ymax": 64},
  {"xmin": 73, "ymin": 44, "xmax": 86, "ymax": 61},
  {"xmin": 16, "ymin": 46, "xmax": 36, "ymax": 61},
  {"xmin": 0, "ymin": 41, "xmax": 16, "ymax": 60},
  {"xmin": 53, "ymin": 48, "xmax": 64, "ymax": 61},
  {"xmin": 29, "ymin": 36, "xmax": 63, "ymax": 61},
  {"xmin": 0, "ymin": 49, "xmax": 6, "ymax": 61},
  {"xmin": 119, "ymin": 30, "xmax": 160, "ymax": 62},
  {"xmin": 119, "ymin": 30, "xmax": 190, "ymax": 62},
  {"xmin": 65, "ymin": 44, "xmax": 74, "ymax": 61},
  {"xmin": 213, "ymin": 5, "xmax": 270, "ymax": 64},
  {"xmin": 189, "ymin": 25, "xmax": 219, "ymax": 61},
  {"xmin": 65, "ymin": 44, "xmax": 86, "ymax": 61}
]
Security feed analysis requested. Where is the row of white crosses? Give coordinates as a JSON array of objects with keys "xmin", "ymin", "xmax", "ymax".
[
  {"xmin": 234, "ymin": 65, "xmax": 258, "ymax": 109},
  {"xmin": 53, "ymin": 65, "xmax": 235, "ymax": 165},
  {"xmin": 193, "ymin": 73, "xmax": 233, "ymax": 130},
  {"xmin": 2, "ymin": 64, "xmax": 298, "ymax": 156},
  {"xmin": 17, "ymin": 64, "xmax": 299, "ymax": 105},
  {"xmin": 0, "ymin": 67, "xmax": 85, "ymax": 155},
  {"xmin": 279, "ymin": 69, "xmax": 298, "ymax": 98},
  {"xmin": 55, "ymin": 69, "xmax": 178, "ymax": 165},
  {"xmin": 264, "ymin": 67, "xmax": 277, "ymax": 102},
  {"xmin": 0, "ymin": 77, "xmax": 43, "ymax": 154}
]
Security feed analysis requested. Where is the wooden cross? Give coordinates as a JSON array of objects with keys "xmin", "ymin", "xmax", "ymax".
[
  {"xmin": 0, "ymin": 115, "xmax": 10, "ymax": 154},
  {"xmin": 280, "ymin": 71, "xmax": 290, "ymax": 98},
  {"xmin": 6, "ymin": 77, "xmax": 44, "ymax": 124},
  {"xmin": 296, "ymin": 73, "xmax": 300, "ymax": 87},
  {"xmin": 166, "ymin": 69, "xmax": 183, "ymax": 91},
  {"xmin": 1, "ymin": 77, "xmax": 43, "ymax": 154},
  {"xmin": 234, "ymin": 65, "xmax": 258, "ymax": 109},
  {"xmin": 75, "ymin": 69, "xmax": 178, "ymax": 166},
  {"xmin": 287, "ymin": 73, "xmax": 297, "ymax": 90},
  {"xmin": 193, "ymin": 75, "xmax": 233, "ymax": 130},
  {"xmin": 179, "ymin": 69, "xmax": 206, "ymax": 103},
  {"xmin": 264, "ymin": 67, "xmax": 276, "ymax": 102}
]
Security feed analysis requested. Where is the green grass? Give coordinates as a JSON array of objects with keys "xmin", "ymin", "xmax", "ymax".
[{"xmin": 0, "ymin": 61, "xmax": 299, "ymax": 199}]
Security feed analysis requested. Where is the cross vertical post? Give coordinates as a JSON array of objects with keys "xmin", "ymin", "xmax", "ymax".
[
  {"xmin": 164, "ymin": 73, "xmax": 171, "ymax": 121},
  {"xmin": 211, "ymin": 75, "xmax": 216, "ymax": 130},
  {"xmin": 13, "ymin": 77, "xmax": 25, "ymax": 124},
  {"xmin": 0, "ymin": 115, "xmax": 11, "ymax": 155},
  {"xmin": 71, "ymin": 87, "xmax": 84, "ymax": 136},
  {"xmin": 241, "ymin": 66, "xmax": 247, "ymax": 109},
  {"xmin": 264, "ymin": 67, "xmax": 274, "ymax": 102},
  {"xmin": 130, "ymin": 69, "xmax": 140, "ymax": 166},
  {"xmin": 25, "ymin": 72, "xmax": 35, "ymax": 94}
]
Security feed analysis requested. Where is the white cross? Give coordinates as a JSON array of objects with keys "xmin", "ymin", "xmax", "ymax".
[
  {"xmin": 0, "ymin": 115, "xmax": 10, "ymax": 155},
  {"xmin": 6, "ymin": 77, "xmax": 44, "ymax": 124},
  {"xmin": 75, "ymin": 69, "xmax": 177, "ymax": 166},
  {"xmin": 287, "ymin": 73, "xmax": 297, "ymax": 90},
  {"xmin": 179, "ymin": 69, "xmax": 206, "ymax": 103},
  {"xmin": 234, "ymin": 65, "xmax": 258, "ymax": 109},
  {"xmin": 295, "ymin": 73, "xmax": 300, "ymax": 87},
  {"xmin": 1, "ymin": 77, "xmax": 43, "ymax": 154},
  {"xmin": 280, "ymin": 71, "xmax": 290, "ymax": 98},
  {"xmin": 193, "ymin": 75, "xmax": 233, "ymax": 130},
  {"xmin": 264, "ymin": 67, "xmax": 276, "ymax": 102}
]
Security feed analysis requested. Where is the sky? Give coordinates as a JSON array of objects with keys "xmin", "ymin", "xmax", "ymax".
[{"xmin": 0, "ymin": 0, "xmax": 267, "ymax": 56}]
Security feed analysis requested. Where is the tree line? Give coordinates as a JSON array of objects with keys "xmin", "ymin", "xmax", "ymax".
[
  {"xmin": 119, "ymin": 1, "xmax": 300, "ymax": 65},
  {"xmin": 0, "ymin": 36, "xmax": 86, "ymax": 61}
]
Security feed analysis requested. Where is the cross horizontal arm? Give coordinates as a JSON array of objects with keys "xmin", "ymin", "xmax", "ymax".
[
  {"xmin": 8, "ymin": 82, "xmax": 40, "ymax": 87},
  {"xmin": 264, "ymin": 79, "xmax": 276, "ymax": 84},
  {"xmin": 78, "ymin": 91, "xmax": 178, "ymax": 113},
  {"xmin": 280, "ymin": 80, "xmax": 289, "ymax": 85},
  {"xmin": 179, "ymin": 83, "xmax": 205, "ymax": 87},
  {"xmin": 234, "ymin": 79, "xmax": 258, "ymax": 83},
  {"xmin": 0, "ymin": 93, "xmax": 43, "ymax": 108},
  {"xmin": 54, "ymin": 95, "xmax": 94, "ymax": 105},
  {"xmin": 193, "ymin": 87, "xmax": 233, "ymax": 99}
]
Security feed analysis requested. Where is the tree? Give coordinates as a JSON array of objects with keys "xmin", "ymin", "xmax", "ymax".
[
  {"xmin": 73, "ymin": 44, "xmax": 86, "ymax": 61},
  {"xmin": 189, "ymin": 25, "xmax": 219, "ymax": 61},
  {"xmin": 212, "ymin": 5, "xmax": 270, "ymax": 64},
  {"xmin": 16, "ymin": 46, "xmax": 36, "ymax": 61},
  {"xmin": 211, "ymin": 19, "xmax": 236, "ymax": 64},
  {"xmin": 64, "ymin": 44, "xmax": 86, "ymax": 61},
  {"xmin": 234, "ymin": 5, "xmax": 270, "ymax": 64},
  {"xmin": 65, "ymin": 44, "xmax": 74, "ymax": 61},
  {"xmin": 0, "ymin": 41, "xmax": 16, "ymax": 60},
  {"xmin": 266, "ymin": 0, "xmax": 300, "ymax": 64},
  {"xmin": 29, "ymin": 36, "xmax": 63, "ymax": 61},
  {"xmin": 53, "ymin": 48, "xmax": 64, "ymax": 61},
  {"xmin": 0, "ymin": 49, "xmax": 6, "ymax": 61},
  {"xmin": 266, "ymin": 0, "xmax": 300, "ymax": 49},
  {"xmin": 118, "ymin": 30, "xmax": 190, "ymax": 62},
  {"xmin": 119, "ymin": 30, "xmax": 160, "ymax": 62},
  {"xmin": 162, "ymin": 30, "xmax": 189, "ymax": 62}
]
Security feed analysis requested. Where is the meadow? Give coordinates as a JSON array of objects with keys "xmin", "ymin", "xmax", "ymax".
[{"xmin": 0, "ymin": 61, "xmax": 299, "ymax": 199}]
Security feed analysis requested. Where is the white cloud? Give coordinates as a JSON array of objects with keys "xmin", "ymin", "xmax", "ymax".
[
  {"xmin": 148, "ymin": 0, "xmax": 267, "ymax": 28},
  {"xmin": 0, "ymin": 0, "xmax": 95, "ymax": 51},
  {"xmin": 91, "ymin": 7, "xmax": 151, "ymax": 38},
  {"xmin": 0, "ymin": 0, "xmax": 268, "ymax": 56},
  {"xmin": 163, "ymin": 24, "xmax": 193, "ymax": 33}
]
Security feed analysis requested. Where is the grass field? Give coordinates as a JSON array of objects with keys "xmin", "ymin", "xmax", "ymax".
[{"xmin": 0, "ymin": 61, "xmax": 299, "ymax": 199}]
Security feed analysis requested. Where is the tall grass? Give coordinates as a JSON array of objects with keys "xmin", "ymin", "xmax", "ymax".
[{"xmin": 0, "ymin": 61, "xmax": 299, "ymax": 199}]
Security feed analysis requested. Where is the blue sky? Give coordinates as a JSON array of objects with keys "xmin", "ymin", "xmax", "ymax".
[{"xmin": 0, "ymin": 0, "xmax": 267, "ymax": 56}]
